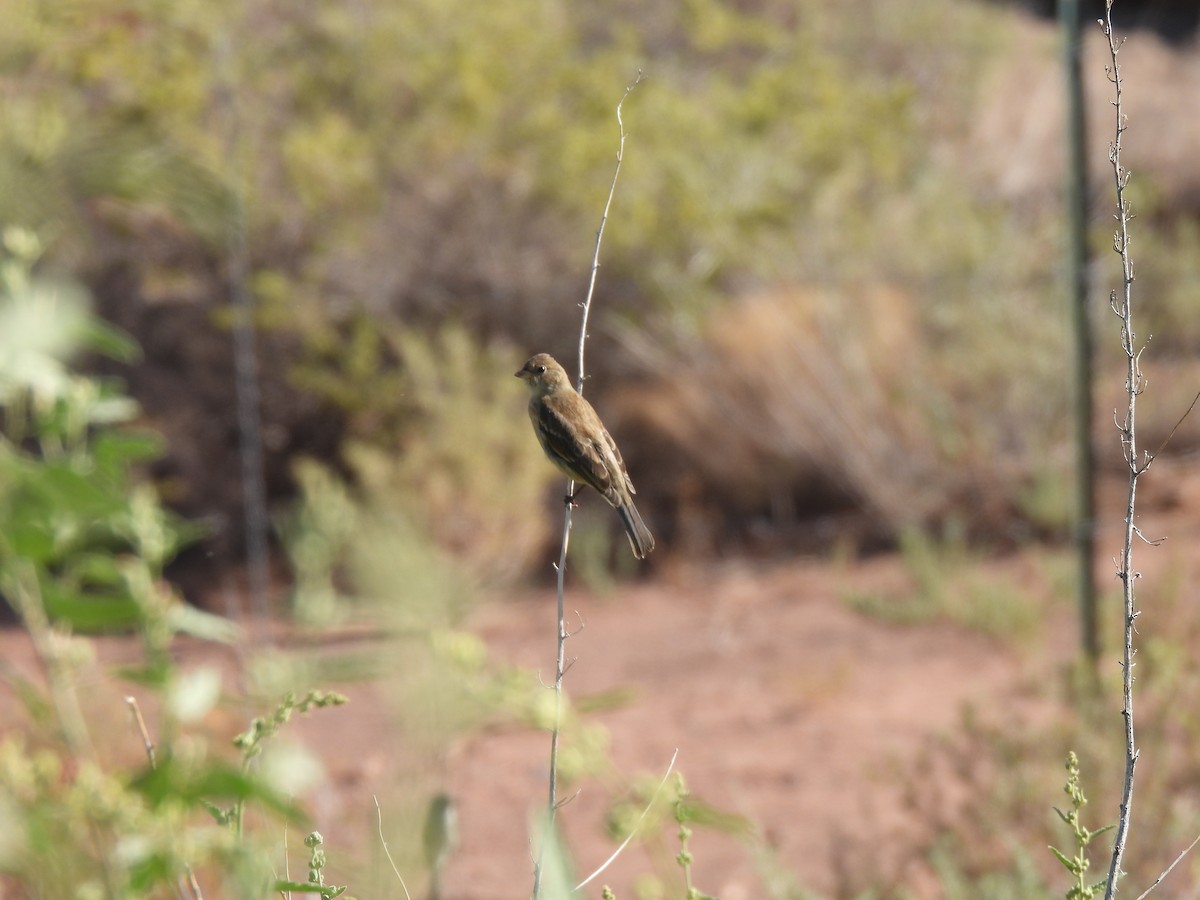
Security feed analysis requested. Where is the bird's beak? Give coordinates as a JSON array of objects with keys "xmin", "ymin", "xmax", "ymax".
[{"xmin": 514, "ymin": 368, "xmax": 527, "ymax": 379}]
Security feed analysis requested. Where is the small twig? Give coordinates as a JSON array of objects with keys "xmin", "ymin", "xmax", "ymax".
[
  {"xmin": 575, "ymin": 70, "xmax": 644, "ymax": 394},
  {"xmin": 126, "ymin": 696, "xmax": 203, "ymax": 900},
  {"xmin": 554, "ymin": 788, "xmax": 583, "ymax": 811},
  {"xmin": 373, "ymin": 795, "xmax": 413, "ymax": 900},
  {"xmin": 1144, "ymin": 388, "xmax": 1200, "ymax": 465},
  {"xmin": 1134, "ymin": 831, "xmax": 1200, "ymax": 900},
  {"xmin": 1131, "ymin": 525, "xmax": 1163, "ymax": 547},
  {"xmin": 566, "ymin": 612, "xmax": 586, "ymax": 638},
  {"xmin": 126, "ymin": 696, "xmax": 157, "ymax": 768},
  {"xmin": 575, "ymin": 749, "xmax": 678, "ymax": 890},
  {"xmin": 184, "ymin": 863, "xmax": 203, "ymax": 898}
]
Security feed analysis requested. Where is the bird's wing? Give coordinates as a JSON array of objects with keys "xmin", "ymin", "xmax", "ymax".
[
  {"xmin": 537, "ymin": 393, "xmax": 616, "ymax": 496},
  {"xmin": 600, "ymin": 427, "xmax": 635, "ymax": 495}
]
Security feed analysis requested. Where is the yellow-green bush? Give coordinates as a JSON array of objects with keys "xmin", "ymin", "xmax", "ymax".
[{"xmin": 5, "ymin": 0, "xmax": 1196, "ymax": 559}]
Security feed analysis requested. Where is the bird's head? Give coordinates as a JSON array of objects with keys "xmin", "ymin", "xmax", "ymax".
[{"xmin": 515, "ymin": 353, "xmax": 571, "ymax": 396}]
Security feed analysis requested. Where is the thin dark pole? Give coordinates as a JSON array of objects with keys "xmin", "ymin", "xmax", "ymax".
[
  {"xmin": 217, "ymin": 35, "xmax": 272, "ymax": 623},
  {"xmin": 1061, "ymin": 0, "xmax": 1099, "ymax": 663}
]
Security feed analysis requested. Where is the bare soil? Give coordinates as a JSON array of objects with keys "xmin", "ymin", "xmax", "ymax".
[
  {"xmin": 451, "ymin": 557, "xmax": 1050, "ymax": 899},
  {"xmin": 3, "ymin": 461, "xmax": 1199, "ymax": 899}
]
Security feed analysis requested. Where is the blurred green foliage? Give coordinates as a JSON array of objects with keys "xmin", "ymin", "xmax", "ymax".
[
  {"xmin": 2, "ymin": 0, "xmax": 923, "ymax": 302},
  {"xmin": 13, "ymin": 8, "xmax": 1200, "ymax": 895},
  {"xmin": 3, "ymin": 0, "xmax": 1197, "ymax": 555},
  {"xmin": 0, "ymin": 229, "xmax": 206, "ymax": 635},
  {"xmin": 0, "ymin": 0, "xmax": 994, "ymax": 321},
  {"xmin": 883, "ymin": 555, "xmax": 1200, "ymax": 899},
  {"xmin": 0, "ymin": 0, "xmax": 1104, "ymax": 552},
  {"xmin": 284, "ymin": 322, "xmax": 555, "ymax": 594},
  {"xmin": 1048, "ymin": 751, "xmax": 1111, "ymax": 900},
  {"xmin": 0, "ymin": 230, "xmax": 351, "ymax": 897},
  {"xmin": 842, "ymin": 524, "xmax": 1045, "ymax": 641},
  {"xmin": 604, "ymin": 771, "xmax": 753, "ymax": 899}
]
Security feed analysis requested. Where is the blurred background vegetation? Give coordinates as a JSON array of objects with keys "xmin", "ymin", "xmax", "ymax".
[
  {"xmin": 4, "ymin": 0, "xmax": 1200, "ymax": 893},
  {"xmin": 4, "ymin": 0, "xmax": 1200, "ymax": 590}
]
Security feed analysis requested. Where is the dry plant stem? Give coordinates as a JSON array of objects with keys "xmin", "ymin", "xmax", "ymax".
[
  {"xmin": 531, "ymin": 71, "xmax": 643, "ymax": 900},
  {"xmin": 126, "ymin": 697, "xmax": 203, "ymax": 900},
  {"xmin": 372, "ymin": 796, "xmax": 413, "ymax": 900},
  {"xmin": 10, "ymin": 564, "xmax": 92, "ymax": 757},
  {"xmin": 1134, "ymin": 832, "xmax": 1200, "ymax": 900},
  {"xmin": 10, "ymin": 565, "xmax": 119, "ymax": 896},
  {"xmin": 1102, "ymin": 3, "xmax": 1141, "ymax": 895},
  {"xmin": 575, "ymin": 749, "xmax": 678, "ymax": 890},
  {"xmin": 126, "ymin": 695, "xmax": 157, "ymax": 767},
  {"xmin": 574, "ymin": 71, "xmax": 643, "ymax": 391}
]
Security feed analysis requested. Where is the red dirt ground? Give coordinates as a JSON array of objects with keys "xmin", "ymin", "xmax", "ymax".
[
  {"xmin": 3, "ymin": 460, "xmax": 1199, "ymax": 898},
  {"xmin": 449, "ymin": 558, "xmax": 1054, "ymax": 899}
]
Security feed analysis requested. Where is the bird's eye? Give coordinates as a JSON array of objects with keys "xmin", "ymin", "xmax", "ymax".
[{"xmin": 535, "ymin": 365, "xmax": 546, "ymax": 374}]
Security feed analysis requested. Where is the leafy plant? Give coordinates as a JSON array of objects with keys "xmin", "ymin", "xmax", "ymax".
[
  {"xmin": 0, "ymin": 229, "xmax": 208, "ymax": 637},
  {"xmin": 0, "ymin": 232, "xmax": 349, "ymax": 897},
  {"xmin": 1049, "ymin": 752, "xmax": 1112, "ymax": 900}
]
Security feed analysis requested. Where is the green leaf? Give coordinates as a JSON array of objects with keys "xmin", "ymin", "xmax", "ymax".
[
  {"xmin": 91, "ymin": 430, "xmax": 167, "ymax": 473},
  {"xmin": 70, "ymin": 551, "xmax": 126, "ymax": 588},
  {"xmin": 35, "ymin": 461, "xmax": 124, "ymax": 518},
  {"xmin": 131, "ymin": 756, "xmax": 306, "ymax": 823},
  {"xmin": 117, "ymin": 660, "xmax": 173, "ymax": 689},
  {"xmin": 127, "ymin": 851, "xmax": 176, "ymax": 893},
  {"xmin": 3, "ymin": 515, "xmax": 56, "ymax": 561},
  {"xmin": 160, "ymin": 516, "xmax": 208, "ymax": 559},
  {"xmin": 1049, "ymin": 845, "xmax": 1077, "ymax": 872},
  {"xmin": 81, "ymin": 318, "xmax": 141, "ymax": 364},
  {"xmin": 202, "ymin": 800, "xmax": 235, "ymax": 825},
  {"xmin": 271, "ymin": 881, "xmax": 346, "ymax": 898},
  {"xmin": 39, "ymin": 583, "xmax": 142, "ymax": 632},
  {"xmin": 166, "ymin": 603, "xmax": 242, "ymax": 644}
]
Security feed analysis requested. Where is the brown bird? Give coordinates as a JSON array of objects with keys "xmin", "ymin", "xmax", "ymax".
[{"xmin": 516, "ymin": 353, "xmax": 654, "ymax": 559}]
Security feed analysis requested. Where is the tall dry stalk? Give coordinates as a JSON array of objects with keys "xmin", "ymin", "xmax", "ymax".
[
  {"xmin": 1101, "ymin": 2, "xmax": 1142, "ymax": 894},
  {"xmin": 531, "ymin": 72, "xmax": 643, "ymax": 900}
]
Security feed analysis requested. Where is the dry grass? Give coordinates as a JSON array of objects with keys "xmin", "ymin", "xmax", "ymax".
[{"xmin": 618, "ymin": 285, "xmax": 1036, "ymax": 552}]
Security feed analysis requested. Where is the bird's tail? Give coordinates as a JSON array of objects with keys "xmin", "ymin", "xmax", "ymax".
[{"xmin": 617, "ymin": 499, "xmax": 655, "ymax": 560}]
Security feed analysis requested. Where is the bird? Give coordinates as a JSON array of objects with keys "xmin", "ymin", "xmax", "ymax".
[{"xmin": 515, "ymin": 352, "xmax": 655, "ymax": 559}]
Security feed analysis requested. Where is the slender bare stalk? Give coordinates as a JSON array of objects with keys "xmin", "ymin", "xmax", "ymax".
[
  {"xmin": 1134, "ymin": 831, "xmax": 1200, "ymax": 900},
  {"xmin": 372, "ymin": 796, "xmax": 413, "ymax": 900},
  {"xmin": 126, "ymin": 695, "xmax": 157, "ymax": 767},
  {"xmin": 574, "ymin": 749, "xmax": 677, "ymax": 890},
  {"xmin": 8, "ymin": 564, "xmax": 93, "ymax": 758},
  {"xmin": 126, "ymin": 697, "xmax": 203, "ymax": 900},
  {"xmin": 1101, "ymin": 3, "xmax": 1143, "ymax": 895},
  {"xmin": 531, "ymin": 71, "xmax": 643, "ymax": 900}
]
